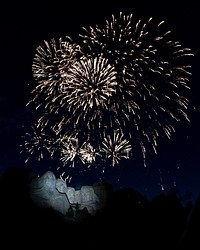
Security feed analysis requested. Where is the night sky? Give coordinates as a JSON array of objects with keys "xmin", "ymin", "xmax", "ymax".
[{"xmin": 0, "ymin": 1, "xmax": 200, "ymax": 203}]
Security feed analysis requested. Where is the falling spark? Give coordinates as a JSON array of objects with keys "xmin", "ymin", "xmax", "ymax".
[{"xmin": 21, "ymin": 11, "xmax": 193, "ymax": 176}]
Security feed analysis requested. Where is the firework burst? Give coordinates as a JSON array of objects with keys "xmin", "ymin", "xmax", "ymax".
[
  {"xmin": 58, "ymin": 55, "xmax": 118, "ymax": 136},
  {"xmin": 21, "ymin": 11, "xmax": 194, "ymax": 177},
  {"xmin": 79, "ymin": 11, "xmax": 194, "ymax": 164},
  {"xmin": 28, "ymin": 36, "xmax": 82, "ymax": 115},
  {"xmin": 20, "ymin": 125, "xmax": 53, "ymax": 163},
  {"xmin": 101, "ymin": 129, "xmax": 132, "ymax": 167}
]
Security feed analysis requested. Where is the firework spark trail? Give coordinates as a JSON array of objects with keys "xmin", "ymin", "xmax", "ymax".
[
  {"xmin": 21, "ymin": 12, "xmax": 194, "ymax": 180},
  {"xmin": 59, "ymin": 55, "xmax": 118, "ymax": 135},
  {"xmin": 20, "ymin": 125, "xmax": 53, "ymax": 163},
  {"xmin": 101, "ymin": 129, "xmax": 132, "ymax": 167},
  {"xmin": 79, "ymin": 11, "xmax": 194, "ymax": 164},
  {"xmin": 59, "ymin": 134, "xmax": 100, "ymax": 168},
  {"xmin": 60, "ymin": 136, "xmax": 80, "ymax": 168},
  {"xmin": 29, "ymin": 36, "xmax": 82, "ymax": 115}
]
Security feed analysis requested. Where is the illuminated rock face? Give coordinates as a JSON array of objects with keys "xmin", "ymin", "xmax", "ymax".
[
  {"xmin": 29, "ymin": 171, "xmax": 70, "ymax": 215},
  {"xmin": 67, "ymin": 183, "xmax": 109, "ymax": 215},
  {"xmin": 29, "ymin": 171, "xmax": 109, "ymax": 216}
]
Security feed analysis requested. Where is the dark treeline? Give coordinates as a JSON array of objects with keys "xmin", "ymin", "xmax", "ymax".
[{"xmin": 0, "ymin": 167, "xmax": 199, "ymax": 249}]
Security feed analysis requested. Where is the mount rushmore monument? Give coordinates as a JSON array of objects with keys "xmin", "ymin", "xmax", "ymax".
[{"xmin": 29, "ymin": 170, "xmax": 110, "ymax": 216}]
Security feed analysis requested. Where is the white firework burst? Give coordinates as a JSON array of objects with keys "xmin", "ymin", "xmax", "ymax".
[
  {"xmin": 61, "ymin": 55, "xmax": 118, "ymax": 128},
  {"xmin": 20, "ymin": 125, "xmax": 53, "ymax": 163},
  {"xmin": 79, "ymin": 142, "xmax": 100, "ymax": 166},
  {"xmin": 28, "ymin": 36, "xmax": 82, "ymax": 113},
  {"xmin": 79, "ymin": 11, "xmax": 194, "ymax": 161},
  {"xmin": 60, "ymin": 136, "xmax": 80, "ymax": 167},
  {"xmin": 32, "ymin": 36, "xmax": 81, "ymax": 82},
  {"xmin": 21, "ymin": 11, "xmax": 194, "ymax": 174},
  {"xmin": 101, "ymin": 130, "xmax": 132, "ymax": 167}
]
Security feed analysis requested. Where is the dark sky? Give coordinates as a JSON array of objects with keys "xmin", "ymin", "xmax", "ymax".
[{"xmin": 0, "ymin": 0, "xmax": 200, "ymax": 203}]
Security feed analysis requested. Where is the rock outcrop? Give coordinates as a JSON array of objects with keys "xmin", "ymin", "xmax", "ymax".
[
  {"xmin": 29, "ymin": 170, "xmax": 109, "ymax": 216},
  {"xmin": 29, "ymin": 171, "xmax": 70, "ymax": 215}
]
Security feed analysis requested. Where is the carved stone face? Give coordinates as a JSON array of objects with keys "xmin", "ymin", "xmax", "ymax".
[{"xmin": 56, "ymin": 178, "xmax": 67, "ymax": 193}]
